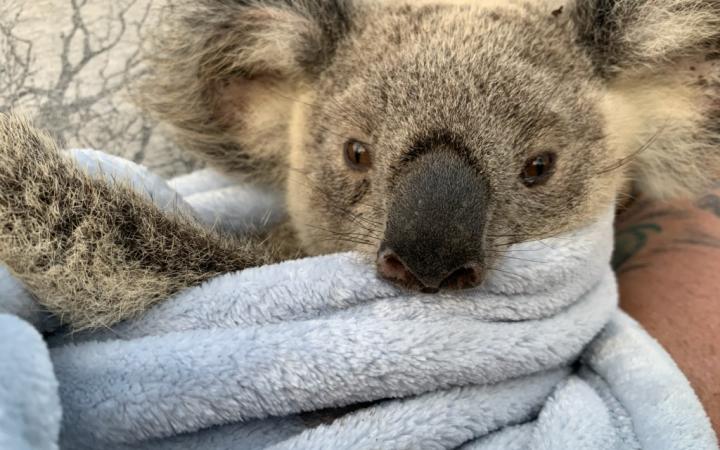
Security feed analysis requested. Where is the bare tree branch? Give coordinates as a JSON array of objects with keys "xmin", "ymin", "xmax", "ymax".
[
  {"xmin": 0, "ymin": 3, "xmax": 34, "ymax": 108},
  {"xmin": 0, "ymin": 0, "xmax": 200, "ymax": 176}
]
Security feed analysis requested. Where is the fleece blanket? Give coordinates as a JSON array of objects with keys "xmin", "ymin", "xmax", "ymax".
[{"xmin": 0, "ymin": 149, "xmax": 716, "ymax": 450}]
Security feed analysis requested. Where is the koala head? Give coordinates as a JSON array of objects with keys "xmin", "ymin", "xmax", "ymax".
[{"xmin": 143, "ymin": 0, "xmax": 720, "ymax": 292}]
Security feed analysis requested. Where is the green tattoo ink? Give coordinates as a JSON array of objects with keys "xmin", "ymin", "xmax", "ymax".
[{"xmin": 612, "ymin": 223, "xmax": 662, "ymax": 270}]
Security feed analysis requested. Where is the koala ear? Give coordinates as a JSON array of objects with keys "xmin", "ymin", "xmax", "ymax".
[
  {"xmin": 139, "ymin": 0, "xmax": 353, "ymax": 184},
  {"xmin": 570, "ymin": 0, "xmax": 720, "ymax": 199},
  {"xmin": 185, "ymin": 0, "xmax": 353, "ymax": 80},
  {"xmin": 572, "ymin": 0, "xmax": 720, "ymax": 77}
]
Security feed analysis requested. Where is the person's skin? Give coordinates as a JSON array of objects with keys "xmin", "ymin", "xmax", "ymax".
[{"xmin": 614, "ymin": 187, "xmax": 720, "ymax": 433}]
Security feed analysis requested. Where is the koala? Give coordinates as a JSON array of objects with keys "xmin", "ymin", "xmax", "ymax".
[{"xmin": 0, "ymin": 0, "xmax": 718, "ymax": 329}]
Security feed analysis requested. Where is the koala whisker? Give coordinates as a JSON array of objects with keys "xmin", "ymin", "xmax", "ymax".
[
  {"xmin": 485, "ymin": 266, "xmax": 526, "ymax": 282},
  {"xmin": 296, "ymin": 188, "xmax": 384, "ymax": 234},
  {"xmin": 329, "ymin": 213, "xmax": 383, "ymax": 238},
  {"xmin": 597, "ymin": 127, "xmax": 665, "ymax": 175},
  {"xmin": 309, "ymin": 227, "xmax": 379, "ymax": 248},
  {"xmin": 331, "ymin": 207, "xmax": 384, "ymax": 235},
  {"xmin": 489, "ymin": 239, "xmax": 560, "ymax": 252},
  {"xmin": 486, "ymin": 246, "xmax": 547, "ymax": 252},
  {"xmin": 615, "ymin": 189, "xmax": 639, "ymax": 205},
  {"xmin": 318, "ymin": 237, "xmax": 378, "ymax": 247},
  {"xmin": 482, "ymin": 251, "xmax": 548, "ymax": 264},
  {"xmin": 288, "ymin": 168, "xmax": 386, "ymax": 233},
  {"xmin": 305, "ymin": 221, "xmax": 381, "ymax": 241},
  {"xmin": 306, "ymin": 223, "xmax": 382, "ymax": 243},
  {"xmin": 487, "ymin": 232, "xmax": 574, "ymax": 241}
]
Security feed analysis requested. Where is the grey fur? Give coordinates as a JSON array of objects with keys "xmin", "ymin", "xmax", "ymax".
[{"xmin": 0, "ymin": 113, "xmax": 290, "ymax": 329}]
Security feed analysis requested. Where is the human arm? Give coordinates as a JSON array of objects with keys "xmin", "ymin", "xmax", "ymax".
[{"xmin": 614, "ymin": 190, "xmax": 720, "ymax": 432}]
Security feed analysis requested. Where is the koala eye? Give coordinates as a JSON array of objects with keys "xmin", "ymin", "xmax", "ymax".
[
  {"xmin": 344, "ymin": 139, "xmax": 372, "ymax": 171},
  {"xmin": 521, "ymin": 152, "xmax": 556, "ymax": 187}
]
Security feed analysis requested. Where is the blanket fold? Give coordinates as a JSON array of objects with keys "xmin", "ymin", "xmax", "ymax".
[
  {"xmin": 0, "ymin": 149, "xmax": 716, "ymax": 450},
  {"xmin": 0, "ymin": 315, "xmax": 61, "ymax": 450}
]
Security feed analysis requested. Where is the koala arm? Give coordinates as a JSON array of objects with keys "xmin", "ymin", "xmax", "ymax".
[{"xmin": 0, "ymin": 113, "xmax": 290, "ymax": 330}]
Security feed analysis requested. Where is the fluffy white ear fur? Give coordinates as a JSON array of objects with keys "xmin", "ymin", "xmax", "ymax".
[
  {"xmin": 573, "ymin": 0, "xmax": 720, "ymax": 198},
  {"xmin": 610, "ymin": 0, "xmax": 720, "ymax": 67},
  {"xmin": 572, "ymin": 0, "xmax": 720, "ymax": 73}
]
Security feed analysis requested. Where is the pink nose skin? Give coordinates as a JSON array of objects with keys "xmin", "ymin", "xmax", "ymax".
[{"xmin": 376, "ymin": 248, "xmax": 484, "ymax": 293}]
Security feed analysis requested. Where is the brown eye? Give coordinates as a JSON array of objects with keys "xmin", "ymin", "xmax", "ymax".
[
  {"xmin": 344, "ymin": 139, "xmax": 372, "ymax": 170},
  {"xmin": 521, "ymin": 152, "xmax": 556, "ymax": 187}
]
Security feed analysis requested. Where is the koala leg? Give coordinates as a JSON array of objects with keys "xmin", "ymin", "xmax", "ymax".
[{"xmin": 0, "ymin": 113, "xmax": 291, "ymax": 330}]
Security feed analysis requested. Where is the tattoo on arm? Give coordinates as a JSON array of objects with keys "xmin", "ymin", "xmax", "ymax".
[
  {"xmin": 614, "ymin": 187, "xmax": 720, "ymax": 273},
  {"xmin": 697, "ymin": 193, "xmax": 720, "ymax": 218},
  {"xmin": 612, "ymin": 223, "xmax": 662, "ymax": 271}
]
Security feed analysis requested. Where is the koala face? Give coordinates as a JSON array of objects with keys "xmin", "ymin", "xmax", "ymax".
[
  {"xmin": 143, "ymin": 0, "xmax": 720, "ymax": 292},
  {"xmin": 286, "ymin": 4, "xmax": 621, "ymax": 290}
]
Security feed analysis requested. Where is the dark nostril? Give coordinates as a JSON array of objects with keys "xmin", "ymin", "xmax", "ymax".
[
  {"xmin": 376, "ymin": 248, "xmax": 421, "ymax": 289},
  {"xmin": 440, "ymin": 264, "xmax": 483, "ymax": 290},
  {"xmin": 384, "ymin": 253, "xmax": 406, "ymax": 273}
]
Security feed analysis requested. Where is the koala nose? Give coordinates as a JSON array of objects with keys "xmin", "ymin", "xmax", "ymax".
[
  {"xmin": 377, "ymin": 247, "xmax": 483, "ymax": 293},
  {"xmin": 378, "ymin": 141, "xmax": 489, "ymax": 293}
]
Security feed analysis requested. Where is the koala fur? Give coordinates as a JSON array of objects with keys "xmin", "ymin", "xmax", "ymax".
[
  {"xmin": 0, "ymin": 114, "xmax": 292, "ymax": 329},
  {"xmin": 1, "ymin": 0, "xmax": 719, "ymax": 328}
]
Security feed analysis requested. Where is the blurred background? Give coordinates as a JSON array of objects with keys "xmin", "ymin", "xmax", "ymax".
[{"xmin": 0, "ymin": 0, "xmax": 198, "ymax": 177}]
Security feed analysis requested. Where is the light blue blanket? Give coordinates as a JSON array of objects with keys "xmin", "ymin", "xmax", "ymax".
[{"xmin": 0, "ymin": 150, "xmax": 716, "ymax": 450}]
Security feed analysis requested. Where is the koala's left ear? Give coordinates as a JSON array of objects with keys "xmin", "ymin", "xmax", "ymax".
[
  {"xmin": 571, "ymin": 0, "xmax": 720, "ymax": 77},
  {"xmin": 570, "ymin": 0, "xmax": 720, "ymax": 199}
]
